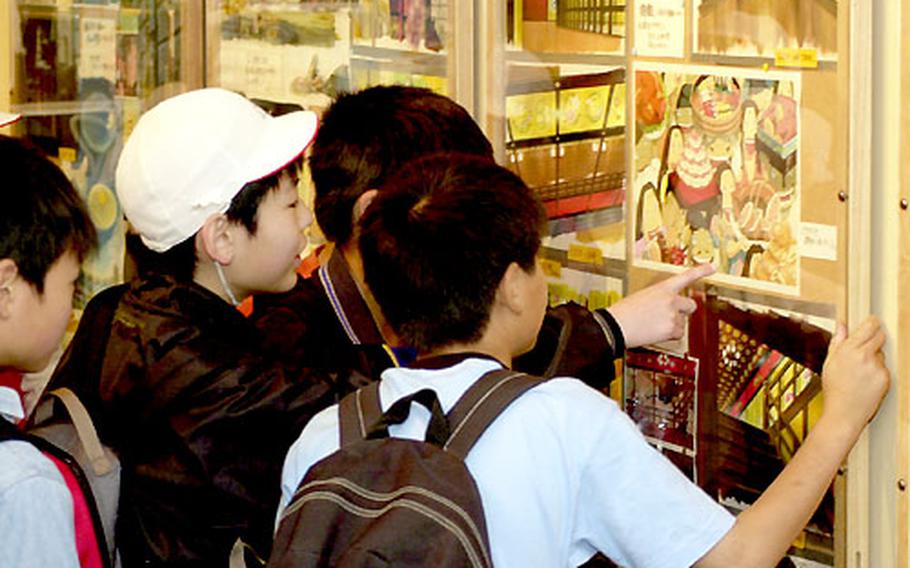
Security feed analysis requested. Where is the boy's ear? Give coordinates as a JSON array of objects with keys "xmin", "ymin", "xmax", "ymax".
[
  {"xmin": 197, "ymin": 214, "xmax": 235, "ymax": 265},
  {"xmin": 0, "ymin": 259, "xmax": 19, "ymax": 319},
  {"xmin": 496, "ymin": 262, "xmax": 525, "ymax": 315},
  {"xmin": 353, "ymin": 189, "xmax": 379, "ymax": 223}
]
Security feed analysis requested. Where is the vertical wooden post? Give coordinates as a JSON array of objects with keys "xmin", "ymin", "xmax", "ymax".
[
  {"xmin": 478, "ymin": 0, "xmax": 507, "ymax": 162},
  {"xmin": 896, "ymin": 1, "xmax": 910, "ymax": 565},
  {"xmin": 451, "ymin": 0, "xmax": 475, "ymax": 114},
  {"xmin": 1, "ymin": 2, "xmax": 14, "ymax": 135},
  {"xmin": 846, "ymin": 0, "xmax": 873, "ymax": 564}
]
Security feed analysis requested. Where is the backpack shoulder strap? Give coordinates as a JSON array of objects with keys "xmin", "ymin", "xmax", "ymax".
[
  {"xmin": 443, "ymin": 369, "xmax": 545, "ymax": 460},
  {"xmin": 0, "ymin": 415, "xmax": 24, "ymax": 442},
  {"xmin": 43, "ymin": 388, "xmax": 114, "ymax": 476},
  {"xmin": 338, "ymin": 380, "xmax": 383, "ymax": 447}
]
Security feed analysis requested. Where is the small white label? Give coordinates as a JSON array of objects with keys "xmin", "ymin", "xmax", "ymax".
[
  {"xmin": 634, "ymin": 0, "xmax": 686, "ymax": 58},
  {"xmin": 799, "ymin": 222, "xmax": 837, "ymax": 261}
]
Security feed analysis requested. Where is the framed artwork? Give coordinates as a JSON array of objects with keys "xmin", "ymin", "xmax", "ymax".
[
  {"xmin": 690, "ymin": 296, "xmax": 835, "ymax": 564},
  {"xmin": 693, "ymin": 0, "xmax": 837, "ymax": 61},
  {"xmin": 506, "ymin": 68, "xmax": 626, "ymax": 237},
  {"xmin": 632, "ymin": 62, "xmax": 801, "ymax": 294},
  {"xmin": 624, "ymin": 348, "xmax": 699, "ymax": 479}
]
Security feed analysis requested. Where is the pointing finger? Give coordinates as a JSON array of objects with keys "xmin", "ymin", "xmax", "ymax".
[{"xmin": 661, "ymin": 263, "xmax": 716, "ymax": 293}]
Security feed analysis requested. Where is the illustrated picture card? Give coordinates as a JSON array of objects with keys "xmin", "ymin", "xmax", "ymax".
[{"xmin": 632, "ymin": 62, "xmax": 801, "ymax": 294}]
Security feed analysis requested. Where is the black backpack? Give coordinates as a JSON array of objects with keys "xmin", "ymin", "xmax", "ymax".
[{"xmin": 269, "ymin": 369, "xmax": 544, "ymax": 568}]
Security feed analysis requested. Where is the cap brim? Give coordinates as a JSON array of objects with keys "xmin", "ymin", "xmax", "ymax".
[
  {"xmin": 0, "ymin": 112, "xmax": 21, "ymax": 127},
  {"xmin": 247, "ymin": 110, "xmax": 319, "ymax": 183}
]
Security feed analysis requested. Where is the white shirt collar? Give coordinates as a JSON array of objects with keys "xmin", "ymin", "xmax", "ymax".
[{"xmin": 0, "ymin": 386, "xmax": 25, "ymax": 424}]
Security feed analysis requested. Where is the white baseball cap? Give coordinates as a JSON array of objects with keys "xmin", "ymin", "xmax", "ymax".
[
  {"xmin": 116, "ymin": 88, "xmax": 318, "ymax": 252},
  {"xmin": 0, "ymin": 112, "xmax": 21, "ymax": 127}
]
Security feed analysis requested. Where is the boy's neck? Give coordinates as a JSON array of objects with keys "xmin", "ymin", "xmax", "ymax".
[
  {"xmin": 428, "ymin": 343, "xmax": 514, "ymax": 369},
  {"xmin": 193, "ymin": 262, "xmax": 245, "ymax": 306}
]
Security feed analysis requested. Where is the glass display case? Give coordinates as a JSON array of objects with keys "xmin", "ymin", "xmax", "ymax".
[
  {"xmin": 477, "ymin": 1, "xmax": 870, "ymax": 565},
  {"xmin": 3, "ymin": 1, "xmax": 888, "ymax": 564},
  {"xmin": 498, "ymin": 2, "xmax": 630, "ymax": 393},
  {"xmin": 4, "ymin": 0, "xmax": 204, "ymax": 309},
  {"xmin": 205, "ymin": 1, "xmax": 471, "ymax": 110}
]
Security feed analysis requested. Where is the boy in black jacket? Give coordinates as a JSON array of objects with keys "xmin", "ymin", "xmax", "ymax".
[
  {"xmin": 252, "ymin": 85, "xmax": 712, "ymax": 395},
  {"xmin": 48, "ymin": 88, "xmax": 335, "ymax": 566}
]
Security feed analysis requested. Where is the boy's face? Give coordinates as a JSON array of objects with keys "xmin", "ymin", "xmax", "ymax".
[
  {"xmin": 230, "ymin": 171, "xmax": 313, "ymax": 296},
  {"xmin": 10, "ymin": 251, "xmax": 80, "ymax": 372}
]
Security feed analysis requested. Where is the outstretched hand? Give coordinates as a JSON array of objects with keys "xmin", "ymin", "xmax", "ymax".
[
  {"xmin": 820, "ymin": 317, "xmax": 890, "ymax": 428},
  {"xmin": 606, "ymin": 264, "xmax": 715, "ymax": 348}
]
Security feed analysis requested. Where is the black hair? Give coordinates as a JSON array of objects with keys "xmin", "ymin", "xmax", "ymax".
[
  {"xmin": 359, "ymin": 154, "xmax": 546, "ymax": 353},
  {"xmin": 225, "ymin": 159, "xmax": 301, "ymax": 233},
  {"xmin": 310, "ymin": 85, "xmax": 494, "ymax": 245},
  {"xmin": 128, "ymin": 159, "xmax": 301, "ymax": 281},
  {"xmin": 0, "ymin": 135, "xmax": 97, "ymax": 293}
]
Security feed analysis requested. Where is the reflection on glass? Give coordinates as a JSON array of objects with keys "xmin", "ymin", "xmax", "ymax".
[
  {"xmin": 352, "ymin": 0, "xmax": 448, "ymax": 53},
  {"xmin": 507, "ymin": 0, "xmax": 625, "ymax": 54},
  {"xmin": 216, "ymin": 3, "xmax": 350, "ymax": 110},
  {"xmin": 214, "ymin": 2, "xmax": 450, "ymax": 103},
  {"xmin": 694, "ymin": 0, "xmax": 837, "ymax": 60},
  {"xmin": 12, "ymin": 0, "xmax": 194, "ymax": 307},
  {"xmin": 506, "ymin": 66, "xmax": 625, "ymax": 239}
]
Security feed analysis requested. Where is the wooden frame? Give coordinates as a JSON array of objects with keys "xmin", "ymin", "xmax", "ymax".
[{"xmin": 897, "ymin": 1, "xmax": 910, "ymax": 565}]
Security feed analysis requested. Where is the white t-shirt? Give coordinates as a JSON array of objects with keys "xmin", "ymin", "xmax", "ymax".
[
  {"xmin": 0, "ymin": 386, "xmax": 79, "ymax": 568},
  {"xmin": 279, "ymin": 358, "xmax": 734, "ymax": 568}
]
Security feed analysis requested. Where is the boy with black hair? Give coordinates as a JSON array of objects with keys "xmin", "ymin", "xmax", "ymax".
[
  {"xmin": 252, "ymin": 85, "xmax": 710, "ymax": 395},
  {"xmin": 0, "ymin": 134, "xmax": 98, "ymax": 566},
  {"xmin": 280, "ymin": 154, "xmax": 890, "ymax": 567},
  {"xmin": 48, "ymin": 88, "xmax": 337, "ymax": 566}
]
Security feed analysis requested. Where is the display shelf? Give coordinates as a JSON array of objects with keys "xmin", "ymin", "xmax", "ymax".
[
  {"xmin": 11, "ymin": 99, "xmax": 121, "ymax": 117},
  {"xmin": 350, "ymin": 44, "xmax": 448, "ymax": 76}
]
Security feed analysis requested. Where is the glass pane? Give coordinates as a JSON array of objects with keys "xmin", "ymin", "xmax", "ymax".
[
  {"xmin": 508, "ymin": 0, "xmax": 625, "ymax": 54},
  {"xmin": 502, "ymin": 1, "xmax": 629, "ymax": 405},
  {"xmin": 209, "ymin": 1, "xmax": 454, "ymax": 107},
  {"xmin": 504, "ymin": 63, "xmax": 628, "ymax": 359},
  {"xmin": 9, "ymin": 0, "xmax": 202, "ymax": 309},
  {"xmin": 624, "ymin": 3, "xmax": 847, "ymax": 564},
  {"xmin": 694, "ymin": 0, "xmax": 837, "ymax": 61}
]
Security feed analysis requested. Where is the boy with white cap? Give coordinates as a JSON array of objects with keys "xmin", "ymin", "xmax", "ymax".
[{"xmin": 47, "ymin": 88, "xmax": 336, "ymax": 566}]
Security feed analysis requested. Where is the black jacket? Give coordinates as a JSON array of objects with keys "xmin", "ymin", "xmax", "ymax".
[
  {"xmin": 252, "ymin": 250, "xmax": 626, "ymax": 391},
  {"xmin": 48, "ymin": 274, "xmax": 337, "ymax": 566}
]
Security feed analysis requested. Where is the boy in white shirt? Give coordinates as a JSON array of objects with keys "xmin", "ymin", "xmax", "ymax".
[
  {"xmin": 0, "ymin": 133, "xmax": 98, "ymax": 567},
  {"xmin": 279, "ymin": 154, "xmax": 890, "ymax": 567}
]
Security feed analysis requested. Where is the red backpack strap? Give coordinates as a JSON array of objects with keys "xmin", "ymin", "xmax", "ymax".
[
  {"xmin": 338, "ymin": 381, "xmax": 383, "ymax": 447},
  {"xmin": 443, "ymin": 369, "xmax": 545, "ymax": 460}
]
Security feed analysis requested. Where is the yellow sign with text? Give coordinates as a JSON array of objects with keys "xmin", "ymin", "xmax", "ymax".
[{"xmin": 774, "ymin": 47, "xmax": 818, "ymax": 69}]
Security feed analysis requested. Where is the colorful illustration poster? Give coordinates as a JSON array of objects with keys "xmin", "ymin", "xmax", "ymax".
[
  {"xmin": 624, "ymin": 348, "xmax": 699, "ymax": 479},
  {"xmin": 693, "ymin": 0, "xmax": 837, "ymax": 61},
  {"xmin": 634, "ymin": 0, "xmax": 685, "ymax": 58},
  {"xmin": 632, "ymin": 62, "xmax": 801, "ymax": 293}
]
